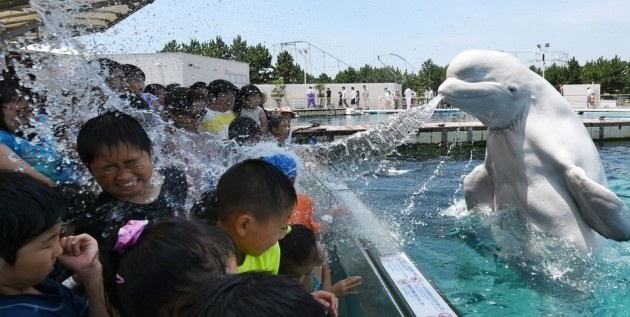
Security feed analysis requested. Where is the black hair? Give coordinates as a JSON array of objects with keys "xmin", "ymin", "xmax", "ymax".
[
  {"xmin": 268, "ymin": 114, "xmax": 285, "ymax": 133},
  {"xmin": 190, "ymin": 190, "xmax": 219, "ymax": 225},
  {"xmin": 207, "ymin": 79, "xmax": 238, "ymax": 98},
  {"xmin": 121, "ymin": 63, "xmax": 145, "ymax": 80},
  {"xmin": 0, "ymin": 77, "xmax": 30, "ymax": 132},
  {"xmin": 144, "ymin": 83, "xmax": 165, "ymax": 95},
  {"xmin": 227, "ymin": 116, "xmax": 261, "ymax": 145},
  {"xmin": 190, "ymin": 81, "xmax": 208, "ymax": 90},
  {"xmin": 76, "ymin": 110, "xmax": 152, "ymax": 168},
  {"xmin": 215, "ymin": 159, "xmax": 297, "ymax": 222},
  {"xmin": 279, "ymin": 224, "xmax": 321, "ymax": 275},
  {"xmin": 232, "ymin": 84, "xmax": 262, "ymax": 115},
  {"xmin": 0, "ymin": 171, "xmax": 65, "ymax": 266},
  {"xmin": 165, "ymin": 87, "xmax": 204, "ymax": 114},
  {"xmin": 101, "ymin": 217, "xmax": 236, "ymax": 317},
  {"xmin": 176, "ymin": 272, "xmax": 326, "ymax": 317},
  {"xmin": 92, "ymin": 58, "xmax": 122, "ymax": 78}
]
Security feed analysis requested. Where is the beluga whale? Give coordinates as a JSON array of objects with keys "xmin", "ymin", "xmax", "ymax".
[{"xmin": 437, "ymin": 49, "xmax": 630, "ymax": 255}]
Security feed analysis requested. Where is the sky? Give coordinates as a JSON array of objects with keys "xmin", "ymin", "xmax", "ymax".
[{"xmin": 79, "ymin": 0, "xmax": 630, "ymax": 76}]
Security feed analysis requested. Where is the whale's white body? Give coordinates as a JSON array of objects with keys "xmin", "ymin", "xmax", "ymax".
[{"xmin": 438, "ymin": 50, "xmax": 630, "ymax": 254}]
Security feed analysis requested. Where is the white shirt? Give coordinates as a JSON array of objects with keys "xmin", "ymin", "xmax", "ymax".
[{"xmin": 404, "ymin": 88, "xmax": 412, "ymax": 98}]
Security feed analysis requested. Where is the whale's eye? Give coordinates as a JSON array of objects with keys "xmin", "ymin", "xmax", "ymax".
[{"xmin": 507, "ymin": 85, "xmax": 518, "ymax": 94}]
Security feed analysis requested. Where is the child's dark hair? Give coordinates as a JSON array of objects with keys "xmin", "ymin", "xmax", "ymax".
[
  {"xmin": 216, "ymin": 159, "xmax": 297, "ymax": 222},
  {"xmin": 0, "ymin": 171, "xmax": 64, "ymax": 266},
  {"xmin": 233, "ymin": 84, "xmax": 262, "ymax": 115},
  {"xmin": 166, "ymin": 87, "xmax": 204, "ymax": 114},
  {"xmin": 144, "ymin": 83, "xmax": 165, "ymax": 95},
  {"xmin": 92, "ymin": 58, "xmax": 122, "ymax": 78},
  {"xmin": 268, "ymin": 114, "xmax": 285, "ymax": 133},
  {"xmin": 190, "ymin": 190, "xmax": 219, "ymax": 224},
  {"xmin": 0, "ymin": 77, "xmax": 29, "ymax": 132},
  {"xmin": 76, "ymin": 110, "xmax": 152, "ymax": 168},
  {"xmin": 101, "ymin": 217, "xmax": 236, "ymax": 317},
  {"xmin": 190, "ymin": 81, "xmax": 207, "ymax": 91},
  {"xmin": 207, "ymin": 79, "xmax": 238, "ymax": 97},
  {"xmin": 176, "ymin": 272, "xmax": 326, "ymax": 317},
  {"xmin": 228, "ymin": 116, "xmax": 261, "ymax": 145},
  {"xmin": 121, "ymin": 63, "xmax": 145, "ymax": 80},
  {"xmin": 279, "ymin": 224, "xmax": 321, "ymax": 275}
]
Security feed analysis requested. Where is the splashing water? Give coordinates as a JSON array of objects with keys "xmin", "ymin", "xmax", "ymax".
[{"xmin": 299, "ymin": 96, "xmax": 442, "ymax": 179}]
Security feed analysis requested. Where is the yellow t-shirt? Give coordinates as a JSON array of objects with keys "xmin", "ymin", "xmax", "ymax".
[
  {"xmin": 237, "ymin": 242, "xmax": 281, "ymax": 274},
  {"xmin": 199, "ymin": 110, "xmax": 236, "ymax": 139}
]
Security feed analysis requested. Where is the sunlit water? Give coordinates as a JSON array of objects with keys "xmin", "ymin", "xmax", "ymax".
[{"xmin": 347, "ymin": 142, "xmax": 630, "ymax": 316}]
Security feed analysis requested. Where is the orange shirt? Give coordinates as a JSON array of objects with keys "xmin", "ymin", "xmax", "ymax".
[{"xmin": 289, "ymin": 193, "xmax": 321, "ymax": 233}]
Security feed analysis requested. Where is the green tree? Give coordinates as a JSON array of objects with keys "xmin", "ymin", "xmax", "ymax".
[
  {"xmin": 334, "ymin": 67, "xmax": 359, "ymax": 83},
  {"xmin": 274, "ymin": 51, "xmax": 303, "ymax": 84},
  {"xmin": 160, "ymin": 40, "xmax": 181, "ymax": 52},
  {"xmin": 246, "ymin": 44, "xmax": 273, "ymax": 84},
  {"xmin": 230, "ymin": 35, "xmax": 248, "ymax": 62},
  {"xmin": 565, "ymin": 57, "xmax": 582, "ymax": 84},
  {"xmin": 418, "ymin": 59, "xmax": 446, "ymax": 91}
]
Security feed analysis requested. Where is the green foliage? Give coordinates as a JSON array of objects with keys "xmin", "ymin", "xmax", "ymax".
[
  {"xmin": 159, "ymin": 36, "xmax": 272, "ymax": 83},
  {"xmin": 270, "ymin": 78, "xmax": 286, "ymax": 107},
  {"xmin": 274, "ymin": 51, "xmax": 303, "ymax": 84}
]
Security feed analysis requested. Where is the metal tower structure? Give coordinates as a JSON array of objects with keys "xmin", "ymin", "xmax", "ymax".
[{"xmin": 273, "ymin": 41, "xmax": 353, "ymax": 82}]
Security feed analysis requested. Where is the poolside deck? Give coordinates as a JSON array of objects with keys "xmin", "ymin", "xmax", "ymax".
[{"xmin": 292, "ymin": 118, "xmax": 630, "ymax": 144}]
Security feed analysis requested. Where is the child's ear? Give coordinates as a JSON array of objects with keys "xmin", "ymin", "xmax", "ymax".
[{"xmin": 234, "ymin": 213, "xmax": 252, "ymax": 238}]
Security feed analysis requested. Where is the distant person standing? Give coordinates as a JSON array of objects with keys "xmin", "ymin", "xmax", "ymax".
[
  {"xmin": 394, "ymin": 89, "xmax": 401, "ymax": 109},
  {"xmin": 586, "ymin": 87, "xmax": 594, "ymax": 108},
  {"xmin": 362, "ymin": 85, "xmax": 370, "ymax": 108},
  {"xmin": 427, "ymin": 88, "xmax": 434, "ymax": 100},
  {"xmin": 338, "ymin": 91, "xmax": 343, "ymax": 107},
  {"xmin": 384, "ymin": 88, "xmax": 392, "ymax": 109},
  {"xmin": 306, "ymin": 86, "xmax": 316, "ymax": 108},
  {"xmin": 404, "ymin": 87, "xmax": 412, "ymax": 108},
  {"xmin": 326, "ymin": 87, "xmax": 331, "ymax": 107},
  {"xmin": 341, "ymin": 86, "xmax": 349, "ymax": 107},
  {"xmin": 350, "ymin": 87, "xmax": 356, "ymax": 107}
]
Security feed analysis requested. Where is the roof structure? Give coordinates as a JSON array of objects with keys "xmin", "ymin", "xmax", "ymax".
[{"xmin": 0, "ymin": 0, "xmax": 155, "ymax": 42}]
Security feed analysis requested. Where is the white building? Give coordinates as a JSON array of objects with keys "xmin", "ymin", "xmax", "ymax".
[{"xmin": 103, "ymin": 52, "xmax": 250, "ymax": 86}]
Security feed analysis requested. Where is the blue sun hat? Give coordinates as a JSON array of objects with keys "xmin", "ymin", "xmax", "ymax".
[{"xmin": 262, "ymin": 154, "xmax": 298, "ymax": 179}]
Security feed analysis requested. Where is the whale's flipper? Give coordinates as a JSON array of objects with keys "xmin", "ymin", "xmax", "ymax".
[
  {"xmin": 563, "ymin": 165, "xmax": 630, "ymax": 241},
  {"xmin": 464, "ymin": 164, "xmax": 495, "ymax": 210}
]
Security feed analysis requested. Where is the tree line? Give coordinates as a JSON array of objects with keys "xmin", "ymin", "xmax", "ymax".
[{"xmin": 161, "ymin": 36, "xmax": 630, "ymax": 94}]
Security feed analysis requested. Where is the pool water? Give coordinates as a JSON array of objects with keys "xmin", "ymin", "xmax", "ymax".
[{"xmin": 346, "ymin": 142, "xmax": 630, "ymax": 316}]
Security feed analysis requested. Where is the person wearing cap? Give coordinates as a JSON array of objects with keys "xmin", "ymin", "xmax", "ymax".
[
  {"xmin": 262, "ymin": 154, "xmax": 323, "ymax": 234},
  {"xmin": 199, "ymin": 79, "xmax": 238, "ymax": 139},
  {"xmin": 306, "ymin": 87, "xmax": 316, "ymax": 108}
]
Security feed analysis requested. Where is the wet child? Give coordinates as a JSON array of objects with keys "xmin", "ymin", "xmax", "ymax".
[
  {"xmin": 199, "ymin": 79, "xmax": 238, "ymax": 139},
  {"xmin": 73, "ymin": 110, "xmax": 188, "ymax": 243},
  {"xmin": 0, "ymin": 171, "xmax": 107, "ymax": 316},
  {"xmin": 212, "ymin": 159, "xmax": 295, "ymax": 274},
  {"xmin": 262, "ymin": 153, "xmax": 340, "ymax": 234},
  {"xmin": 279, "ymin": 224, "xmax": 361, "ymax": 297},
  {"xmin": 233, "ymin": 84, "xmax": 269, "ymax": 134},
  {"xmin": 100, "ymin": 217, "xmax": 235, "ymax": 317}
]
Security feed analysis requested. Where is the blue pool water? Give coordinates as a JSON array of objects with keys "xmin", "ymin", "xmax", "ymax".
[{"xmin": 346, "ymin": 142, "xmax": 630, "ymax": 316}]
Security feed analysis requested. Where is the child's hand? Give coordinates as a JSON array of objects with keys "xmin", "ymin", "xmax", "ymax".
[
  {"xmin": 328, "ymin": 276, "xmax": 362, "ymax": 297},
  {"xmin": 311, "ymin": 290, "xmax": 338, "ymax": 317},
  {"xmin": 57, "ymin": 234, "xmax": 101, "ymax": 281}
]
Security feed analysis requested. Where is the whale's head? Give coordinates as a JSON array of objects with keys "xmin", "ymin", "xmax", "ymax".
[{"xmin": 438, "ymin": 50, "xmax": 542, "ymax": 128}]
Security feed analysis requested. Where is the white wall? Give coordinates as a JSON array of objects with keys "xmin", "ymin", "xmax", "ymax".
[
  {"xmin": 256, "ymin": 83, "xmax": 402, "ymax": 110},
  {"xmin": 561, "ymin": 84, "xmax": 600, "ymax": 108},
  {"xmin": 104, "ymin": 52, "xmax": 249, "ymax": 87}
]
